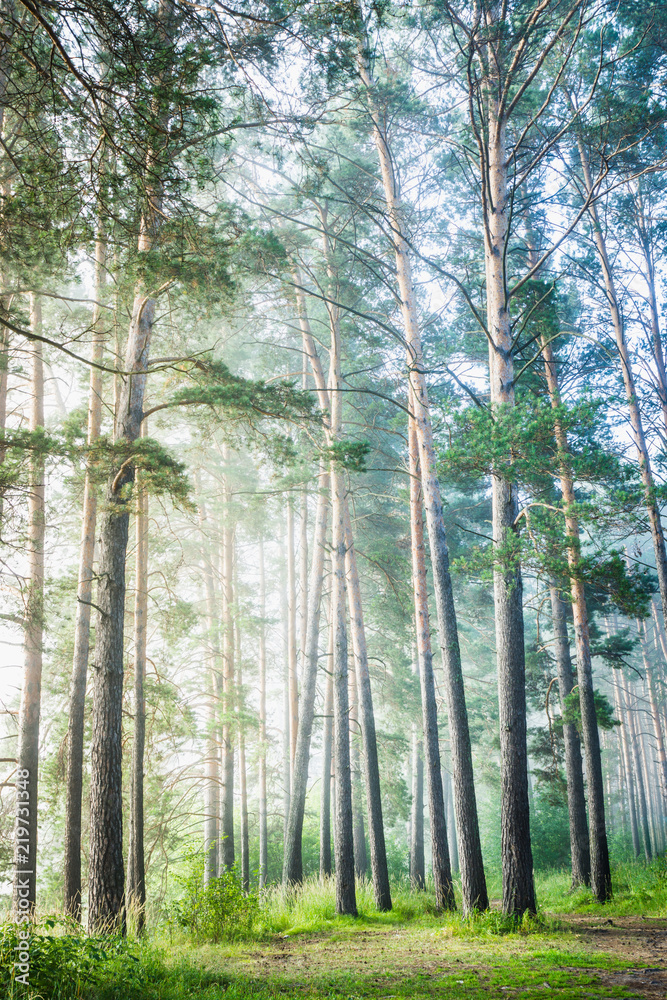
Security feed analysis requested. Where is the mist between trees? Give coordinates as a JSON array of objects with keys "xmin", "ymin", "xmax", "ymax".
[{"xmin": 1, "ymin": 0, "xmax": 667, "ymax": 935}]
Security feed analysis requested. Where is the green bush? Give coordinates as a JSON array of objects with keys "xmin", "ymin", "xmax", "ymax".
[{"xmin": 168, "ymin": 848, "xmax": 258, "ymax": 942}]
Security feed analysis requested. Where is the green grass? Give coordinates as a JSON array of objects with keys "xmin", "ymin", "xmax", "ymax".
[
  {"xmin": 4, "ymin": 860, "xmax": 667, "ymax": 999},
  {"xmin": 535, "ymin": 856, "xmax": 667, "ymax": 915}
]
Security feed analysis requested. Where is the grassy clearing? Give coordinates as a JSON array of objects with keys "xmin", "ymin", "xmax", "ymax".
[{"xmin": 4, "ymin": 860, "xmax": 666, "ymax": 999}]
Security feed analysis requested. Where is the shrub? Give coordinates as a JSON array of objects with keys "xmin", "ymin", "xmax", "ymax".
[{"xmin": 168, "ymin": 847, "xmax": 258, "ymax": 942}]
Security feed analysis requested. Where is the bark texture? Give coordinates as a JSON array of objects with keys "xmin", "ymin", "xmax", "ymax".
[
  {"xmin": 126, "ymin": 456, "xmax": 148, "ymax": 930},
  {"xmin": 13, "ymin": 296, "xmax": 44, "ymax": 917},
  {"xmin": 408, "ymin": 413, "xmax": 455, "ymax": 911},
  {"xmin": 549, "ymin": 583, "xmax": 590, "ymax": 886}
]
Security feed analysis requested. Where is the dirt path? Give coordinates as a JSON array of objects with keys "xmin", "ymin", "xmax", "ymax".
[
  {"xmin": 197, "ymin": 914, "xmax": 667, "ymax": 999},
  {"xmin": 561, "ymin": 915, "xmax": 667, "ymax": 999}
]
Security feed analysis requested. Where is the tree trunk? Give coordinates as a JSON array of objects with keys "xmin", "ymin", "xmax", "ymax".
[
  {"xmin": 623, "ymin": 680, "xmax": 652, "ymax": 861},
  {"xmin": 332, "ymin": 463, "xmax": 357, "ymax": 916},
  {"xmin": 281, "ymin": 544, "xmax": 291, "ymax": 841},
  {"xmin": 349, "ymin": 658, "xmax": 367, "ymax": 880},
  {"xmin": 258, "ymin": 537, "xmax": 268, "ymax": 891},
  {"xmin": 199, "ymin": 493, "xmax": 221, "ymax": 886},
  {"xmin": 13, "ymin": 295, "xmax": 44, "ymax": 918},
  {"xmin": 88, "ymin": 0, "xmax": 174, "ymax": 931},
  {"xmin": 282, "ymin": 464, "xmax": 329, "ymax": 885},
  {"xmin": 344, "ymin": 507, "xmax": 392, "ymax": 909},
  {"xmin": 328, "ymin": 254, "xmax": 356, "ymax": 916},
  {"xmin": 220, "ymin": 472, "xmax": 235, "ymax": 872},
  {"xmin": 320, "ymin": 611, "xmax": 334, "ymax": 880},
  {"xmin": 357, "ymin": 43, "xmax": 486, "ymax": 915},
  {"xmin": 409, "ymin": 719, "xmax": 425, "ymax": 890},
  {"xmin": 126, "ymin": 436, "xmax": 148, "ymax": 931},
  {"xmin": 639, "ymin": 620, "xmax": 667, "ymax": 809},
  {"xmin": 444, "ymin": 771, "xmax": 460, "ymax": 876},
  {"xmin": 548, "ymin": 583, "xmax": 590, "ymax": 887},
  {"xmin": 237, "ymin": 616, "xmax": 250, "ymax": 893},
  {"xmin": 287, "ymin": 498, "xmax": 299, "ymax": 775},
  {"xmin": 613, "ymin": 671, "xmax": 640, "ymax": 857},
  {"xmin": 408, "ymin": 410, "xmax": 455, "ymax": 911},
  {"xmin": 64, "ymin": 226, "xmax": 106, "ymax": 920}
]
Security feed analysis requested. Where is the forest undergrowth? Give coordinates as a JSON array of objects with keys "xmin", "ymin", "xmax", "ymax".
[{"xmin": 2, "ymin": 861, "xmax": 667, "ymax": 1000}]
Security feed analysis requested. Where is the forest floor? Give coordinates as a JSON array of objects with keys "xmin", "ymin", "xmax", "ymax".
[{"xmin": 185, "ymin": 910, "xmax": 667, "ymax": 1000}]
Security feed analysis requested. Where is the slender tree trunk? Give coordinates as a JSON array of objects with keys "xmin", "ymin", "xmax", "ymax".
[
  {"xmin": 328, "ymin": 256, "xmax": 356, "ymax": 916},
  {"xmin": 282, "ymin": 464, "xmax": 329, "ymax": 885},
  {"xmin": 258, "ymin": 538, "xmax": 268, "ymax": 891},
  {"xmin": 613, "ymin": 672, "xmax": 640, "ymax": 857},
  {"xmin": 549, "ymin": 583, "xmax": 590, "ymax": 886},
  {"xmin": 539, "ymin": 326, "xmax": 609, "ymax": 900},
  {"xmin": 64, "ymin": 227, "xmax": 106, "ymax": 919},
  {"xmin": 349, "ymin": 658, "xmax": 367, "ymax": 880},
  {"xmin": 127, "ymin": 432, "xmax": 148, "ymax": 931},
  {"xmin": 356, "ymin": 42, "xmax": 486, "ymax": 914},
  {"xmin": 639, "ymin": 620, "xmax": 667, "ymax": 809},
  {"xmin": 12, "ymin": 295, "xmax": 44, "ymax": 918},
  {"xmin": 344, "ymin": 507, "xmax": 392, "ymax": 909},
  {"xmin": 287, "ymin": 499, "xmax": 299, "ymax": 775},
  {"xmin": 320, "ymin": 610, "xmax": 334, "ymax": 880},
  {"xmin": 408, "ymin": 410, "xmax": 455, "ymax": 911},
  {"xmin": 444, "ymin": 771, "xmax": 460, "ymax": 876},
  {"xmin": 0, "ymin": 323, "xmax": 8, "ymax": 531},
  {"xmin": 479, "ymin": 89, "xmax": 536, "ymax": 915},
  {"xmin": 623, "ymin": 680, "xmax": 652, "ymax": 861},
  {"xmin": 199, "ymin": 494, "xmax": 220, "ymax": 886},
  {"xmin": 281, "ymin": 544, "xmax": 290, "ymax": 841},
  {"xmin": 237, "ymin": 616, "xmax": 249, "ymax": 893},
  {"xmin": 220, "ymin": 472, "xmax": 235, "ymax": 872},
  {"xmin": 331, "ymin": 468, "xmax": 357, "ymax": 916},
  {"xmin": 88, "ymin": 0, "xmax": 174, "ymax": 931},
  {"xmin": 409, "ymin": 718, "xmax": 425, "ymax": 890}
]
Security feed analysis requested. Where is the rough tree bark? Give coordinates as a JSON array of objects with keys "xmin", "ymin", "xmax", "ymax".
[
  {"xmin": 199, "ymin": 493, "xmax": 221, "ymax": 886},
  {"xmin": 63, "ymin": 225, "xmax": 106, "ymax": 920},
  {"xmin": 13, "ymin": 295, "xmax": 44, "ymax": 917},
  {"xmin": 408, "ymin": 407, "xmax": 455, "ymax": 911},
  {"xmin": 88, "ymin": 0, "xmax": 174, "ymax": 931},
  {"xmin": 126, "ymin": 434, "xmax": 148, "ymax": 931},
  {"xmin": 348, "ymin": 658, "xmax": 368, "ymax": 880},
  {"xmin": 320, "ymin": 608, "xmax": 334, "ymax": 880},
  {"xmin": 548, "ymin": 583, "xmax": 590, "ymax": 886}
]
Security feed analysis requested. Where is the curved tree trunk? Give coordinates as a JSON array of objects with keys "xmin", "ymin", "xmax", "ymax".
[{"xmin": 13, "ymin": 295, "xmax": 44, "ymax": 919}]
